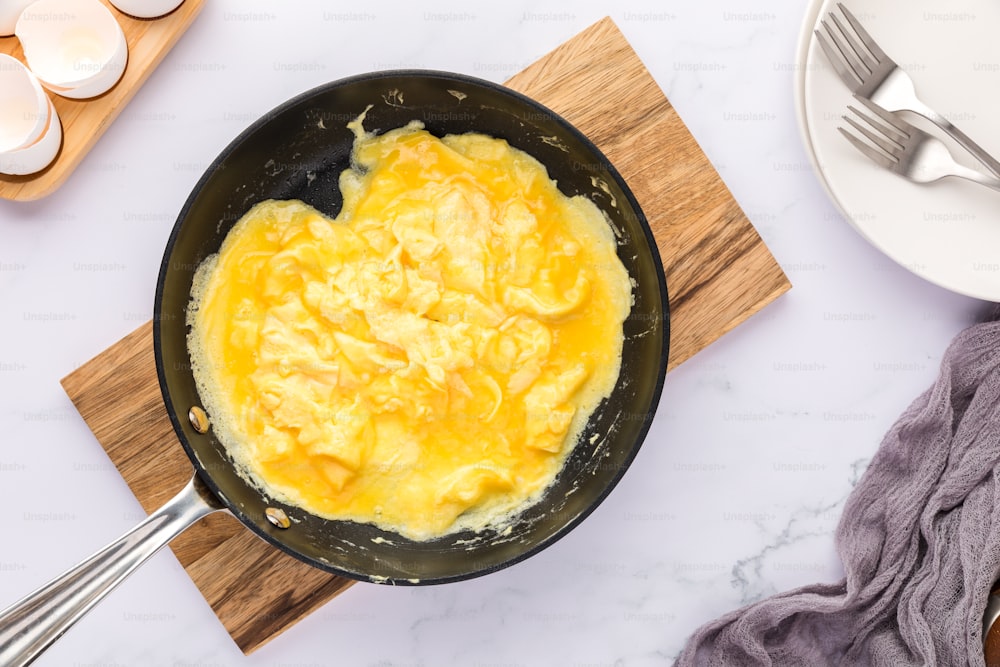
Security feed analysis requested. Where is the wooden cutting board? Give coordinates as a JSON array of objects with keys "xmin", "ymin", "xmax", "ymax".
[{"xmin": 61, "ymin": 16, "xmax": 790, "ymax": 655}]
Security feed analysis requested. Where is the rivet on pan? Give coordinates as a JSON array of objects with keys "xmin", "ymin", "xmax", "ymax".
[
  {"xmin": 265, "ymin": 507, "xmax": 291, "ymax": 529},
  {"xmin": 188, "ymin": 406, "xmax": 210, "ymax": 433}
]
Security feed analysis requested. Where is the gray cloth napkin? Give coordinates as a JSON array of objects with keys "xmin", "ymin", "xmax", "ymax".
[{"xmin": 676, "ymin": 305, "xmax": 1000, "ymax": 666}]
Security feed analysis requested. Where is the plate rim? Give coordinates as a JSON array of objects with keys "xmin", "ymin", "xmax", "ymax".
[{"xmin": 793, "ymin": 0, "xmax": 999, "ymax": 302}]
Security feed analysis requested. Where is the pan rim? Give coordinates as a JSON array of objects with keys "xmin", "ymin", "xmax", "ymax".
[{"xmin": 152, "ymin": 68, "xmax": 670, "ymax": 585}]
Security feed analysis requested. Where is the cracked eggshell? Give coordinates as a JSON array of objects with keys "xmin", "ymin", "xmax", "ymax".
[
  {"xmin": 0, "ymin": 53, "xmax": 51, "ymax": 152},
  {"xmin": 108, "ymin": 0, "xmax": 184, "ymax": 19},
  {"xmin": 15, "ymin": 0, "xmax": 128, "ymax": 99},
  {"xmin": 0, "ymin": 0, "xmax": 35, "ymax": 36},
  {"xmin": 0, "ymin": 95, "xmax": 62, "ymax": 175}
]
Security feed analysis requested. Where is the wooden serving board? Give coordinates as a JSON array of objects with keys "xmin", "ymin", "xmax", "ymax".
[
  {"xmin": 0, "ymin": 0, "xmax": 204, "ymax": 202},
  {"xmin": 506, "ymin": 18, "xmax": 790, "ymax": 371},
  {"xmin": 61, "ymin": 17, "xmax": 790, "ymax": 655}
]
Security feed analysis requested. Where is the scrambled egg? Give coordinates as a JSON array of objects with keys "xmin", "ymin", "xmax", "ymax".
[{"xmin": 188, "ymin": 119, "xmax": 632, "ymax": 541}]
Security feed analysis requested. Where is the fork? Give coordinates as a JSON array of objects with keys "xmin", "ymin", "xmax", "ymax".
[
  {"xmin": 815, "ymin": 2, "xmax": 1000, "ymax": 178},
  {"xmin": 840, "ymin": 97, "xmax": 1000, "ymax": 192}
]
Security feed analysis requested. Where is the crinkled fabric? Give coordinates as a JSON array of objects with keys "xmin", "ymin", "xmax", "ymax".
[{"xmin": 676, "ymin": 306, "xmax": 1000, "ymax": 667}]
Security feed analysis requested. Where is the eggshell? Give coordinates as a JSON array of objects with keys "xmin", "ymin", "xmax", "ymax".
[
  {"xmin": 15, "ymin": 0, "xmax": 128, "ymax": 99},
  {"xmin": 108, "ymin": 0, "xmax": 184, "ymax": 19},
  {"xmin": 0, "ymin": 53, "xmax": 50, "ymax": 152},
  {"xmin": 0, "ymin": 0, "xmax": 34, "ymax": 36},
  {"xmin": 0, "ymin": 96, "xmax": 62, "ymax": 175}
]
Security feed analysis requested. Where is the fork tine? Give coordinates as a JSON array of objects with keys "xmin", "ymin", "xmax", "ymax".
[
  {"xmin": 853, "ymin": 95, "xmax": 911, "ymax": 138},
  {"xmin": 843, "ymin": 109, "xmax": 902, "ymax": 156},
  {"xmin": 836, "ymin": 2, "xmax": 888, "ymax": 61},
  {"xmin": 838, "ymin": 127, "xmax": 897, "ymax": 170},
  {"xmin": 814, "ymin": 27, "xmax": 864, "ymax": 88},
  {"xmin": 827, "ymin": 13, "xmax": 879, "ymax": 75}
]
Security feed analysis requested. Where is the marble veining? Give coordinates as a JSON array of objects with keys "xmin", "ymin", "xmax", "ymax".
[{"xmin": 0, "ymin": 0, "xmax": 987, "ymax": 665}]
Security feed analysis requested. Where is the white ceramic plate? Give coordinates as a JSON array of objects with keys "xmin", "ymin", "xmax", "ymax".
[{"xmin": 795, "ymin": 0, "xmax": 1000, "ymax": 301}]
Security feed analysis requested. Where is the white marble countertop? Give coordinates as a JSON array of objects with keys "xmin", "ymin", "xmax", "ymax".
[{"xmin": 0, "ymin": 0, "xmax": 989, "ymax": 665}]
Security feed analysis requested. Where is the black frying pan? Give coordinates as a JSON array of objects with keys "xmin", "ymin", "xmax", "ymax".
[{"xmin": 0, "ymin": 71, "xmax": 668, "ymax": 665}]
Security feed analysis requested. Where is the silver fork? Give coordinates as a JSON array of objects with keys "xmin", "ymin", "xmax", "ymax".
[
  {"xmin": 840, "ymin": 97, "xmax": 1000, "ymax": 192},
  {"xmin": 815, "ymin": 2, "xmax": 1000, "ymax": 178}
]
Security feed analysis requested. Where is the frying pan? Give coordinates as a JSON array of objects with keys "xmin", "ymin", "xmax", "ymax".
[{"xmin": 0, "ymin": 71, "xmax": 669, "ymax": 665}]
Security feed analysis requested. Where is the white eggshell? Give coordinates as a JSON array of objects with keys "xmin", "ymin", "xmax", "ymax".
[
  {"xmin": 0, "ymin": 0, "xmax": 34, "ymax": 36},
  {"xmin": 0, "ymin": 53, "xmax": 50, "ymax": 152},
  {"xmin": 15, "ymin": 0, "xmax": 129, "ymax": 99},
  {"xmin": 0, "ymin": 96, "xmax": 62, "ymax": 175},
  {"xmin": 108, "ymin": 0, "xmax": 184, "ymax": 19}
]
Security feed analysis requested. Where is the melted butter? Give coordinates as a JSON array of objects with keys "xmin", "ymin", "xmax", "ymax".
[{"xmin": 188, "ymin": 121, "xmax": 631, "ymax": 541}]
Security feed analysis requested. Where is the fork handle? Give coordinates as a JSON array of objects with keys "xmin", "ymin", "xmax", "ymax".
[
  {"xmin": 909, "ymin": 99, "xmax": 1000, "ymax": 179},
  {"xmin": 958, "ymin": 170, "xmax": 1000, "ymax": 192},
  {"xmin": 948, "ymin": 160, "xmax": 1000, "ymax": 192}
]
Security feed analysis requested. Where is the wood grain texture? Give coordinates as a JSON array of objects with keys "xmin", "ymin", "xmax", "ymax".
[
  {"xmin": 989, "ymin": 584, "xmax": 1000, "ymax": 667},
  {"xmin": 60, "ymin": 322, "xmax": 357, "ymax": 654},
  {"xmin": 505, "ymin": 17, "xmax": 790, "ymax": 369},
  {"xmin": 0, "ymin": 0, "xmax": 205, "ymax": 201},
  {"xmin": 60, "ymin": 17, "xmax": 789, "ymax": 654}
]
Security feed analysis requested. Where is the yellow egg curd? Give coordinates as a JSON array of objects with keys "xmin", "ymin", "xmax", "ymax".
[{"xmin": 188, "ymin": 120, "xmax": 632, "ymax": 541}]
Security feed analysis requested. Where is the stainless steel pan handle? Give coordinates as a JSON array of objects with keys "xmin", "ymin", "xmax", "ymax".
[{"xmin": 0, "ymin": 474, "xmax": 226, "ymax": 667}]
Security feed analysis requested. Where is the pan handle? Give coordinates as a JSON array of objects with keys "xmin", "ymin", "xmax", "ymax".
[{"xmin": 0, "ymin": 473, "xmax": 226, "ymax": 667}]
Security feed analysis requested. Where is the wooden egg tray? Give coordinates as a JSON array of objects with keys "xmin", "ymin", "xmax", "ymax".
[{"xmin": 0, "ymin": 0, "xmax": 205, "ymax": 201}]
